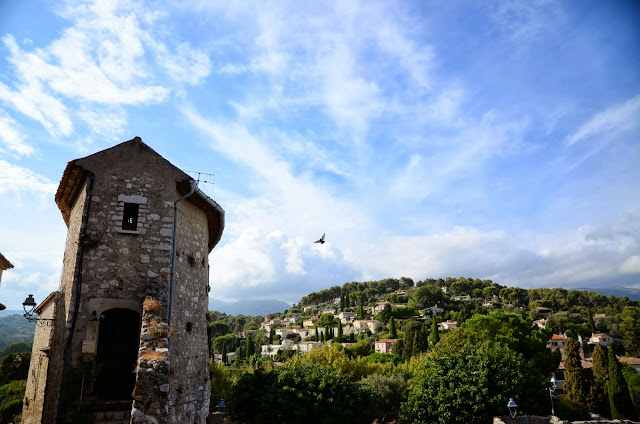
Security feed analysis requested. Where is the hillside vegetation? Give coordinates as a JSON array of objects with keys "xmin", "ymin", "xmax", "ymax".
[{"xmin": 208, "ymin": 276, "xmax": 640, "ymax": 423}]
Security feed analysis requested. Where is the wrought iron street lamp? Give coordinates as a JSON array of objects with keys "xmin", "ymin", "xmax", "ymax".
[
  {"xmin": 549, "ymin": 376, "xmax": 557, "ymax": 416},
  {"xmin": 507, "ymin": 398, "xmax": 518, "ymax": 418},
  {"xmin": 13, "ymin": 354, "xmax": 22, "ymax": 368},
  {"xmin": 22, "ymin": 294, "xmax": 55, "ymax": 326}
]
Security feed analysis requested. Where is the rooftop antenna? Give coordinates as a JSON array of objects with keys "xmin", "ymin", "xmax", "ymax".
[{"xmin": 184, "ymin": 170, "xmax": 215, "ymax": 194}]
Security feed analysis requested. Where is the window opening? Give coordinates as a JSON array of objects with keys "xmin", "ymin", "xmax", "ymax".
[{"xmin": 122, "ymin": 203, "xmax": 139, "ymax": 231}]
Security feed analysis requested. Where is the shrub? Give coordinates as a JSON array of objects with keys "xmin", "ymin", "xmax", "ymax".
[
  {"xmin": 142, "ymin": 297, "xmax": 162, "ymax": 313},
  {"xmin": 0, "ymin": 380, "xmax": 27, "ymax": 424}
]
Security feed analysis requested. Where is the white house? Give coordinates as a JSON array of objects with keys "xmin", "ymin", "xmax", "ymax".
[
  {"xmin": 438, "ymin": 320, "xmax": 458, "ymax": 330},
  {"xmin": 338, "ymin": 311, "xmax": 356, "ymax": 323},
  {"xmin": 296, "ymin": 341, "xmax": 323, "ymax": 353},
  {"xmin": 547, "ymin": 334, "xmax": 566, "ymax": 352},
  {"xmin": 588, "ymin": 333, "xmax": 614, "ymax": 347},
  {"xmin": 374, "ymin": 339, "xmax": 398, "ymax": 353},
  {"xmin": 303, "ymin": 318, "xmax": 318, "ymax": 328}
]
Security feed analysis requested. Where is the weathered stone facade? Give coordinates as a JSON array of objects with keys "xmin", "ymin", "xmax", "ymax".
[{"xmin": 22, "ymin": 137, "xmax": 224, "ymax": 424}]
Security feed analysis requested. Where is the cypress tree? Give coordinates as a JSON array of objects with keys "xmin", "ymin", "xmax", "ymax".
[
  {"xmin": 563, "ymin": 338, "xmax": 585, "ymax": 405},
  {"xmin": 246, "ymin": 335, "xmax": 255, "ymax": 357},
  {"xmin": 315, "ymin": 325, "xmax": 319, "ymax": 341},
  {"xmin": 587, "ymin": 308, "xmax": 595, "ymax": 332},
  {"xmin": 590, "ymin": 344, "xmax": 610, "ymax": 417},
  {"xmin": 268, "ymin": 328, "xmax": 274, "ymax": 344},
  {"xmin": 221, "ymin": 342, "xmax": 228, "ymax": 364},
  {"xmin": 430, "ymin": 319, "xmax": 440, "ymax": 347},
  {"xmin": 608, "ymin": 348, "xmax": 638, "ymax": 420},
  {"xmin": 389, "ymin": 316, "xmax": 397, "ymax": 339},
  {"xmin": 358, "ymin": 301, "xmax": 365, "ymax": 319},
  {"xmin": 338, "ymin": 321, "xmax": 343, "ymax": 337}
]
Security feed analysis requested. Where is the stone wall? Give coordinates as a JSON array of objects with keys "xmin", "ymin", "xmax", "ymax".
[
  {"xmin": 132, "ymin": 283, "xmax": 170, "ymax": 424},
  {"xmin": 167, "ymin": 198, "xmax": 211, "ymax": 423},
  {"xmin": 22, "ymin": 177, "xmax": 90, "ymax": 424},
  {"xmin": 23, "ymin": 139, "xmax": 221, "ymax": 424}
]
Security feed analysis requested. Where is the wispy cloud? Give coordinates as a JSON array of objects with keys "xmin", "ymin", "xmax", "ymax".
[
  {"xmin": 566, "ymin": 93, "xmax": 640, "ymax": 147},
  {"xmin": 0, "ymin": 113, "xmax": 34, "ymax": 156},
  {"xmin": 0, "ymin": 0, "xmax": 211, "ymax": 144},
  {"xmin": 0, "ymin": 160, "xmax": 58, "ymax": 194}
]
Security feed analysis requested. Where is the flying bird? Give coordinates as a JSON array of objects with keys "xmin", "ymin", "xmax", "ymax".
[{"xmin": 314, "ymin": 233, "xmax": 325, "ymax": 244}]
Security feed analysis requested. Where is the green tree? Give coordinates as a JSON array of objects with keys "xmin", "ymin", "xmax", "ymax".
[
  {"xmin": 208, "ymin": 321, "xmax": 231, "ymax": 339},
  {"xmin": 227, "ymin": 363, "xmax": 376, "ymax": 424},
  {"xmin": 400, "ymin": 341, "xmax": 546, "ymax": 424},
  {"xmin": 389, "ymin": 316, "xmax": 397, "ymax": 339},
  {"xmin": 589, "ymin": 344, "xmax": 610, "ymax": 417},
  {"xmin": 246, "ymin": 335, "xmax": 255, "ymax": 357},
  {"xmin": 563, "ymin": 337, "xmax": 586, "ymax": 405},
  {"xmin": 619, "ymin": 306, "xmax": 640, "ymax": 357},
  {"xmin": 221, "ymin": 342, "xmax": 228, "ymax": 364},
  {"xmin": 608, "ymin": 348, "xmax": 638, "ymax": 419},
  {"xmin": 0, "ymin": 352, "xmax": 30, "ymax": 386},
  {"xmin": 430, "ymin": 321, "xmax": 440, "ymax": 347},
  {"xmin": 358, "ymin": 301, "xmax": 365, "ymax": 320},
  {"xmin": 360, "ymin": 373, "xmax": 408, "ymax": 422},
  {"xmin": 209, "ymin": 360, "xmax": 232, "ymax": 412},
  {"xmin": 402, "ymin": 321, "xmax": 428, "ymax": 360},
  {"xmin": 337, "ymin": 321, "xmax": 343, "ymax": 337},
  {"xmin": 0, "ymin": 380, "xmax": 26, "ymax": 424},
  {"xmin": 315, "ymin": 325, "xmax": 319, "ymax": 341},
  {"xmin": 316, "ymin": 313, "xmax": 338, "ymax": 328},
  {"xmin": 378, "ymin": 303, "xmax": 393, "ymax": 324},
  {"xmin": 412, "ymin": 285, "xmax": 444, "ymax": 308}
]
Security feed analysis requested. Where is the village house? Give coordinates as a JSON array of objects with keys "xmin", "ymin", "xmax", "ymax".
[
  {"xmin": 588, "ymin": 333, "xmax": 614, "ymax": 347},
  {"xmin": 353, "ymin": 319, "xmax": 384, "ymax": 333},
  {"xmin": 373, "ymin": 301, "xmax": 390, "ymax": 314},
  {"xmin": 296, "ymin": 341, "xmax": 323, "ymax": 353},
  {"xmin": 548, "ymin": 334, "xmax": 567, "ymax": 352},
  {"xmin": 303, "ymin": 318, "xmax": 318, "ymax": 328},
  {"xmin": 452, "ymin": 294, "xmax": 471, "ymax": 301},
  {"xmin": 21, "ymin": 138, "xmax": 224, "ymax": 424},
  {"xmin": 438, "ymin": 320, "xmax": 458, "ymax": 330},
  {"xmin": 261, "ymin": 339, "xmax": 295, "ymax": 358},
  {"xmin": 283, "ymin": 316, "xmax": 299, "ymax": 325},
  {"xmin": 374, "ymin": 339, "xmax": 398, "ymax": 353},
  {"xmin": 275, "ymin": 328, "xmax": 295, "ymax": 339},
  {"xmin": 293, "ymin": 327, "xmax": 313, "ymax": 339},
  {"xmin": 318, "ymin": 308, "xmax": 335, "ymax": 315},
  {"xmin": 337, "ymin": 311, "xmax": 355, "ymax": 323}
]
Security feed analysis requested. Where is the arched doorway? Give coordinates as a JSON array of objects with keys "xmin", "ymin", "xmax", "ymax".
[{"xmin": 96, "ymin": 308, "xmax": 141, "ymax": 400}]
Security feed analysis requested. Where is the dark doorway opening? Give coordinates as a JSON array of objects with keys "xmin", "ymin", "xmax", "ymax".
[{"xmin": 96, "ymin": 308, "xmax": 141, "ymax": 400}]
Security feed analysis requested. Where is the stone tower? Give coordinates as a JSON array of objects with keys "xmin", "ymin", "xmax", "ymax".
[{"xmin": 22, "ymin": 137, "xmax": 224, "ymax": 424}]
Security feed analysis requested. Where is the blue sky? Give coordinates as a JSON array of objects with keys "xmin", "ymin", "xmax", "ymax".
[{"xmin": 0, "ymin": 0, "xmax": 639, "ymax": 310}]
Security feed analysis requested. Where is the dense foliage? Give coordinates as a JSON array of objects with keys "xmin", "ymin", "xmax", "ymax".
[
  {"xmin": 0, "ymin": 380, "xmax": 26, "ymax": 424},
  {"xmin": 400, "ymin": 341, "xmax": 547, "ymax": 424},
  {"xmin": 226, "ymin": 363, "xmax": 377, "ymax": 424}
]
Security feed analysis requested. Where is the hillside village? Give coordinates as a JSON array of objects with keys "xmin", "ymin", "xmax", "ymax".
[{"xmin": 206, "ymin": 276, "xmax": 640, "ymax": 422}]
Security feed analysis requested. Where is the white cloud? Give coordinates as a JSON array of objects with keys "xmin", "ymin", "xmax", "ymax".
[
  {"xmin": 0, "ymin": 0, "xmax": 212, "ymax": 142},
  {"xmin": 620, "ymin": 256, "xmax": 640, "ymax": 274},
  {"xmin": 0, "ymin": 113, "xmax": 34, "ymax": 156},
  {"xmin": 566, "ymin": 93, "xmax": 640, "ymax": 147},
  {"xmin": 0, "ymin": 161, "xmax": 58, "ymax": 195}
]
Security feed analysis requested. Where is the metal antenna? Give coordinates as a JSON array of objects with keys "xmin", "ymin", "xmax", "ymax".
[{"xmin": 184, "ymin": 170, "xmax": 215, "ymax": 194}]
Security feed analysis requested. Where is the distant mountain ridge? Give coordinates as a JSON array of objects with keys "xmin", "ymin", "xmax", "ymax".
[
  {"xmin": 575, "ymin": 286, "xmax": 640, "ymax": 300},
  {"xmin": 209, "ymin": 298, "xmax": 291, "ymax": 316}
]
